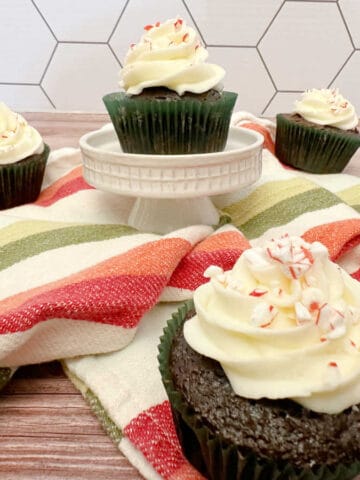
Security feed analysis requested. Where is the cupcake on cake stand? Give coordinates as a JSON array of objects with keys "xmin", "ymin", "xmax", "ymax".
[{"xmin": 79, "ymin": 17, "xmax": 263, "ymax": 233}]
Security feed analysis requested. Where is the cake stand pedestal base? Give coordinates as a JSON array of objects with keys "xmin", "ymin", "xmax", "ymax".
[{"xmin": 127, "ymin": 197, "xmax": 220, "ymax": 234}]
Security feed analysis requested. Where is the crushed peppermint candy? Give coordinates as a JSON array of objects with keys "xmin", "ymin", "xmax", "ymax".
[
  {"xmin": 174, "ymin": 18, "xmax": 183, "ymax": 30},
  {"xmin": 251, "ymin": 302, "xmax": 278, "ymax": 328},
  {"xmin": 249, "ymin": 288, "xmax": 268, "ymax": 297},
  {"xmin": 265, "ymin": 235, "xmax": 314, "ymax": 279},
  {"xmin": 316, "ymin": 303, "xmax": 347, "ymax": 340},
  {"xmin": 295, "ymin": 301, "xmax": 312, "ymax": 325}
]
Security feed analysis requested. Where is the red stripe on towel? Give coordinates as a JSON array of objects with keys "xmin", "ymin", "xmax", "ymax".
[
  {"xmin": 0, "ymin": 274, "xmax": 166, "ymax": 334},
  {"xmin": 124, "ymin": 401, "xmax": 205, "ymax": 480},
  {"xmin": 302, "ymin": 219, "xmax": 360, "ymax": 261}
]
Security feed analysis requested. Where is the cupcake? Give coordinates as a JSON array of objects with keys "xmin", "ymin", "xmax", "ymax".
[
  {"xmin": 275, "ymin": 88, "xmax": 360, "ymax": 173},
  {"xmin": 159, "ymin": 235, "xmax": 360, "ymax": 480},
  {"xmin": 0, "ymin": 103, "xmax": 49, "ymax": 209},
  {"xmin": 103, "ymin": 18, "xmax": 237, "ymax": 155}
]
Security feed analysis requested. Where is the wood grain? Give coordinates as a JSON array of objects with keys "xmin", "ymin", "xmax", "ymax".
[
  {"xmin": 23, "ymin": 112, "xmax": 109, "ymax": 151},
  {"xmin": 0, "ymin": 363, "xmax": 143, "ymax": 480}
]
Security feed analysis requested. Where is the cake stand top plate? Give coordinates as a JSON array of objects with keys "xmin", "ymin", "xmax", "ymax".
[{"xmin": 80, "ymin": 124, "xmax": 263, "ymax": 199}]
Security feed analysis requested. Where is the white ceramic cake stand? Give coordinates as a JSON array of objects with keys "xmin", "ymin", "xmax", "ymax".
[{"xmin": 79, "ymin": 124, "xmax": 263, "ymax": 234}]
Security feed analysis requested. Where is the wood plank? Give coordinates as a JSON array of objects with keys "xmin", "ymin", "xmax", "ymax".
[
  {"xmin": 23, "ymin": 111, "xmax": 109, "ymax": 150},
  {"xmin": 2, "ymin": 377, "xmax": 79, "ymax": 395},
  {"xmin": 0, "ymin": 362, "xmax": 144, "ymax": 479},
  {"xmin": 0, "ymin": 436, "xmax": 140, "ymax": 480}
]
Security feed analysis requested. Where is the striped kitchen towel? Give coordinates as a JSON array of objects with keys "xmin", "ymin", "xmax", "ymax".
[{"xmin": 0, "ymin": 119, "xmax": 360, "ymax": 479}]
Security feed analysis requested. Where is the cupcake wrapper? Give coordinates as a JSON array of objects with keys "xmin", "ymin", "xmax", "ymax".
[
  {"xmin": 103, "ymin": 91, "xmax": 237, "ymax": 155},
  {"xmin": 158, "ymin": 300, "xmax": 360, "ymax": 480},
  {"xmin": 0, "ymin": 144, "xmax": 50, "ymax": 210},
  {"xmin": 275, "ymin": 114, "xmax": 360, "ymax": 174}
]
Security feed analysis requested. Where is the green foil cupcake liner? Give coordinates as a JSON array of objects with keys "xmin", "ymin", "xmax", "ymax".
[
  {"xmin": 158, "ymin": 300, "xmax": 360, "ymax": 480},
  {"xmin": 0, "ymin": 144, "xmax": 50, "ymax": 210},
  {"xmin": 275, "ymin": 114, "xmax": 360, "ymax": 174},
  {"xmin": 103, "ymin": 90, "xmax": 237, "ymax": 155}
]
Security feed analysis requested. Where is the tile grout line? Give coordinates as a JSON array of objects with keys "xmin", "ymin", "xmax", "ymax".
[
  {"xmin": 39, "ymin": 43, "xmax": 58, "ymax": 84},
  {"xmin": 30, "ymin": 0, "xmax": 58, "ymax": 42},
  {"xmin": 107, "ymin": 0, "xmax": 131, "ymax": 43},
  {"xmin": 0, "ymin": 82, "xmax": 39, "ymax": 86},
  {"xmin": 108, "ymin": 44, "xmax": 122, "ymax": 68},
  {"xmin": 256, "ymin": 47, "xmax": 278, "ymax": 92},
  {"xmin": 261, "ymin": 91, "xmax": 278, "ymax": 115},
  {"xmin": 39, "ymin": 84, "xmax": 56, "ymax": 109},
  {"xmin": 256, "ymin": 0, "xmax": 286, "ymax": 47},
  {"xmin": 181, "ymin": 0, "xmax": 206, "ymax": 46},
  {"xmin": 327, "ymin": 49, "xmax": 354, "ymax": 88},
  {"xmin": 336, "ymin": 1, "xmax": 356, "ymax": 50}
]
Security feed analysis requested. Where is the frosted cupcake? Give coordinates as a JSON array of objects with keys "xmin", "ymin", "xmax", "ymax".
[
  {"xmin": 0, "ymin": 103, "xmax": 49, "ymax": 209},
  {"xmin": 159, "ymin": 235, "xmax": 360, "ymax": 480},
  {"xmin": 103, "ymin": 18, "xmax": 237, "ymax": 154},
  {"xmin": 275, "ymin": 88, "xmax": 360, "ymax": 173}
]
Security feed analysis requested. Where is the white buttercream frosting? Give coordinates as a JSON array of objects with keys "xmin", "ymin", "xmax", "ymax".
[
  {"xmin": 0, "ymin": 103, "xmax": 43, "ymax": 165},
  {"xmin": 120, "ymin": 18, "xmax": 225, "ymax": 95},
  {"xmin": 184, "ymin": 235, "xmax": 360, "ymax": 414},
  {"xmin": 294, "ymin": 88, "xmax": 359, "ymax": 130}
]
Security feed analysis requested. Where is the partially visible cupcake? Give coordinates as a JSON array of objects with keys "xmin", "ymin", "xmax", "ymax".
[
  {"xmin": 0, "ymin": 103, "xmax": 49, "ymax": 209},
  {"xmin": 159, "ymin": 235, "xmax": 360, "ymax": 480},
  {"xmin": 103, "ymin": 18, "xmax": 237, "ymax": 155},
  {"xmin": 275, "ymin": 88, "xmax": 360, "ymax": 173}
]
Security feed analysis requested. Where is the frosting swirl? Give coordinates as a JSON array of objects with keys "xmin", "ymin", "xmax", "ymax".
[
  {"xmin": 0, "ymin": 103, "xmax": 43, "ymax": 165},
  {"xmin": 120, "ymin": 18, "xmax": 225, "ymax": 95},
  {"xmin": 294, "ymin": 88, "xmax": 358, "ymax": 130},
  {"xmin": 184, "ymin": 235, "xmax": 360, "ymax": 414}
]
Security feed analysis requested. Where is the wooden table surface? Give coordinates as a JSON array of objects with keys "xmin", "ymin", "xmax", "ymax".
[
  {"xmin": 0, "ymin": 112, "xmax": 143, "ymax": 480},
  {"xmin": 0, "ymin": 112, "xmax": 359, "ymax": 480}
]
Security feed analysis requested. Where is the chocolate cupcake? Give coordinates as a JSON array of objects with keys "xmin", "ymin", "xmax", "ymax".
[
  {"xmin": 103, "ymin": 18, "xmax": 237, "ymax": 155},
  {"xmin": 0, "ymin": 103, "xmax": 49, "ymax": 209},
  {"xmin": 159, "ymin": 235, "xmax": 360, "ymax": 480},
  {"xmin": 275, "ymin": 89, "xmax": 360, "ymax": 173}
]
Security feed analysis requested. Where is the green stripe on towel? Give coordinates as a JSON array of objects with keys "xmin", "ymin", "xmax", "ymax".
[
  {"xmin": 224, "ymin": 188, "xmax": 342, "ymax": 239},
  {"xmin": 0, "ymin": 224, "xmax": 137, "ymax": 271},
  {"xmin": 63, "ymin": 364, "xmax": 123, "ymax": 443}
]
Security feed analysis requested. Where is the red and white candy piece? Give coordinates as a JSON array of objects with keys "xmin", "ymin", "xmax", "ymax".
[
  {"xmin": 265, "ymin": 235, "xmax": 314, "ymax": 279},
  {"xmin": 249, "ymin": 288, "xmax": 268, "ymax": 297},
  {"xmin": 251, "ymin": 302, "xmax": 278, "ymax": 328},
  {"xmin": 295, "ymin": 301, "xmax": 312, "ymax": 325},
  {"xmin": 316, "ymin": 303, "xmax": 346, "ymax": 340}
]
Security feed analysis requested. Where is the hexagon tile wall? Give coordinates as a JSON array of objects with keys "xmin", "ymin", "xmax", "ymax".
[{"xmin": 1, "ymin": 0, "xmax": 359, "ymax": 116}]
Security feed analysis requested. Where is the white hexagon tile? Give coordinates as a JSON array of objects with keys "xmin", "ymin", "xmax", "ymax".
[
  {"xmin": 339, "ymin": 0, "xmax": 360, "ymax": 48},
  {"xmin": 258, "ymin": 2, "xmax": 353, "ymax": 91},
  {"xmin": 0, "ymin": 0, "xmax": 56, "ymax": 83},
  {"xmin": 1, "ymin": 0, "xmax": 360, "ymax": 115},
  {"xmin": 33, "ymin": 0, "xmax": 127, "ymax": 42},
  {"xmin": 330, "ymin": 51, "xmax": 360, "ymax": 115},
  {"xmin": 0, "ymin": 85, "xmax": 53, "ymax": 111},
  {"xmin": 185, "ymin": 0, "xmax": 282, "ymax": 46},
  {"xmin": 207, "ymin": 47, "xmax": 275, "ymax": 113},
  {"xmin": 262, "ymin": 92, "xmax": 300, "ymax": 118},
  {"xmin": 42, "ymin": 44, "xmax": 120, "ymax": 111}
]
